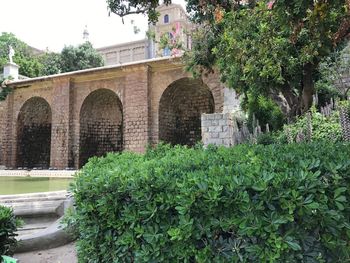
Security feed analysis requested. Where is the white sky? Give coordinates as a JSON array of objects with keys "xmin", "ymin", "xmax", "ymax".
[{"xmin": 0, "ymin": 0, "xmax": 186, "ymax": 52}]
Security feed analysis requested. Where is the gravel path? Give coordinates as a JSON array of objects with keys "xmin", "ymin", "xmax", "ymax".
[{"xmin": 14, "ymin": 242, "xmax": 77, "ymax": 263}]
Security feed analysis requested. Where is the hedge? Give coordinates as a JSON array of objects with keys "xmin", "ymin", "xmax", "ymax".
[
  {"xmin": 0, "ymin": 206, "xmax": 21, "ymax": 260},
  {"xmin": 70, "ymin": 142, "xmax": 350, "ymax": 262}
]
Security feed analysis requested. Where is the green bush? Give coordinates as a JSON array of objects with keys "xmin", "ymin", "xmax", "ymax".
[
  {"xmin": 276, "ymin": 107, "xmax": 343, "ymax": 143},
  {"xmin": 0, "ymin": 206, "xmax": 21, "ymax": 258},
  {"xmin": 244, "ymin": 94, "xmax": 285, "ymax": 132},
  {"xmin": 70, "ymin": 143, "xmax": 350, "ymax": 262}
]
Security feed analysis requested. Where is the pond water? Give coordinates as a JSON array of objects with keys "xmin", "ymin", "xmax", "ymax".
[{"xmin": 0, "ymin": 176, "xmax": 72, "ymax": 195}]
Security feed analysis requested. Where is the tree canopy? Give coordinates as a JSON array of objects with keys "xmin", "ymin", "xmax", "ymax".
[
  {"xmin": 107, "ymin": 0, "xmax": 350, "ymax": 116},
  {"xmin": 0, "ymin": 32, "xmax": 42, "ymax": 77},
  {"xmin": 0, "ymin": 32, "xmax": 104, "ymax": 77},
  {"xmin": 60, "ymin": 42, "xmax": 104, "ymax": 73}
]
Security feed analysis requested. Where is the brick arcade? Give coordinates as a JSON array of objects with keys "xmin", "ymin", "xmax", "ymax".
[{"xmin": 0, "ymin": 58, "xmax": 225, "ymax": 169}]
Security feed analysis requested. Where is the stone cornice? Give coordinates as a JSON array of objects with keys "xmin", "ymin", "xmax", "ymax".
[{"xmin": 8, "ymin": 57, "xmax": 184, "ymax": 89}]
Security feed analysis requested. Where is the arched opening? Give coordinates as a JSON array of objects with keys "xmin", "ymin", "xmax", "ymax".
[
  {"xmin": 159, "ymin": 78, "xmax": 215, "ymax": 146},
  {"xmin": 17, "ymin": 97, "xmax": 52, "ymax": 168},
  {"xmin": 79, "ymin": 89, "xmax": 123, "ymax": 167}
]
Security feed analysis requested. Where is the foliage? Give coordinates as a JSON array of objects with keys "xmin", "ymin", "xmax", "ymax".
[
  {"xmin": 213, "ymin": 0, "xmax": 349, "ymax": 115},
  {"xmin": 106, "ymin": 0, "xmax": 350, "ymax": 117},
  {"xmin": 106, "ymin": 0, "xmax": 171, "ymax": 23},
  {"xmin": 0, "ymin": 77, "xmax": 12, "ymax": 101},
  {"xmin": 244, "ymin": 94, "xmax": 285, "ymax": 131},
  {"xmin": 316, "ymin": 43, "xmax": 350, "ymax": 100},
  {"xmin": 0, "ymin": 32, "xmax": 42, "ymax": 78},
  {"xmin": 60, "ymin": 42, "xmax": 104, "ymax": 73},
  {"xmin": 0, "ymin": 32, "xmax": 104, "ymax": 78},
  {"xmin": 278, "ymin": 106, "xmax": 343, "ymax": 143},
  {"xmin": 38, "ymin": 52, "xmax": 62, "ymax": 76},
  {"xmin": 256, "ymin": 132, "xmax": 277, "ymax": 145},
  {"xmin": 0, "ymin": 206, "xmax": 22, "ymax": 258},
  {"xmin": 69, "ymin": 142, "xmax": 350, "ymax": 262}
]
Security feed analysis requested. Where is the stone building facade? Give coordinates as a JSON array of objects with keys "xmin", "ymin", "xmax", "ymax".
[
  {"xmin": 0, "ymin": 57, "xmax": 226, "ymax": 169},
  {"xmin": 96, "ymin": 4, "xmax": 192, "ymax": 65}
]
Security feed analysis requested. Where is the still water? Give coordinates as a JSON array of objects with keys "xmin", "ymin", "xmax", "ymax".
[{"xmin": 0, "ymin": 176, "xmax": 72, "ymax": 195}]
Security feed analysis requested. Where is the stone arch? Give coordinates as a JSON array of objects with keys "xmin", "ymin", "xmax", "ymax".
[
  {"xmin": 79, "ymin": 89, "xmax": 123, "ymax": 167},
  {"xmin": 16, "ymin": 97, "xmax": 52, "ymax": 168},
  {"xmin": 159, "ymin": 77, "xmax": 215, "ymax": 146}
]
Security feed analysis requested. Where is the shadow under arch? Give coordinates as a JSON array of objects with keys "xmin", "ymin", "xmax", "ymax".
[
  {"xmin": 79, "ymin": 88, "xmax": 123, "ymax": 167},
  {"xmin": 159, "ymin": 77, "xmax": 215, "ymax": 146},
  {"xmin": 17, "ymin": 97, "xmax": 52, "ymax": 168}
]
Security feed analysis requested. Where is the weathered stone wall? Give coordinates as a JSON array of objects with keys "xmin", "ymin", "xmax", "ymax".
[
  {"xmin": 79, "ymin": 89, "xmax": 123, "ymax": 167},
  {"xmin": 70, "ymin": 77, "xmax": 124, "ymax": 169},
  {"xmin": 149, "ymin": 67, "xmax": 224, "ymax": 146},
  {"xmin": 5, "ymin": 83, "xmax": 53, "ymax": 168},
  {"xmin": 159, "ymin": 78, "xmax": 214, "ymax": 146},
  {"xmin": 201, "ymin": 113, "xmax": 234, "ymax": 147},
  {"xmin": 123, "ymin": 66, "xmax": 150, "ymax": 153},
  {"xmin": 1, "ymin": 58, "xmax": 225, "ymax": 169},
  {"xmin": 0, "ymin": 100, "xmax": 6, "ymax": 166},
  {"xmin": 16, "ymin": 97, "xmax": 52, "ymax": 168}
]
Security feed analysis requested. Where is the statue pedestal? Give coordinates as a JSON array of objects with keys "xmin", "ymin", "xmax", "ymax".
[{"xmin": 3, "ymin": 62, "xmax": 19, "ymax": 80}]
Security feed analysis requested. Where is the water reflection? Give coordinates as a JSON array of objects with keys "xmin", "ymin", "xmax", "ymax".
[{"xmin": 0, "ymin": 176, "xmax": 72, "ymax": 195}]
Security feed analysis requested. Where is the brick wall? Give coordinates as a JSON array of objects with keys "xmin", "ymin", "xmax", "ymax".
[
  {"xmin": 123, "ymin": 66, "xmax": 150, "ymax": 153},
  {"xmin": 50, "ymin": 78, "xmax": 71, "ymax": 169},
  {"xmin": 1, "ymin": 59, "xmax": 225, "ymax": 169},
  {"xmin": 79, "ymin": 88, "xmax": 123, "ymax": 167},
  {"xmin": 159, "ymin": 78, "xmax": 214, "ymax": 146},
  {"xmin": 201, "ymin": 113, "xmax": 234, "ymax": 147},
  {"xmin": 0, "ymin": 100, "xmax": 6, "ymax": 166},
  {"xmin": 16, "ymin": 97, "xmax": 52, "ymax": 168}
]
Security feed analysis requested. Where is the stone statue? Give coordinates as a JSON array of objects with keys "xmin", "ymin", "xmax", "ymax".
[{"xmin": 9, "ymin": 45, "xmax": 15, "ymax": 63}]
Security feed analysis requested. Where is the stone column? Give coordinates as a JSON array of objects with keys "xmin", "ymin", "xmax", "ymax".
[
  {"xmin": 3, "ymin": 92, "xmax": 15, "ymax": 167},
  {"xmin": 123, "ymin": 65, "xmax": 150, "ymax": 152},
  {"xmin": 50, "ymin": 78, "xmax": 72, "ymax": 169},
  {"xmin": 0, "ymin": 100, "xmax": 5, "ymax": 167}
]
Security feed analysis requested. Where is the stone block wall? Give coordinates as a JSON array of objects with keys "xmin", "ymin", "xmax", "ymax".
[
  {"xmin": 1, "ymin": 58, "xmax": 225, "ymax": 169},
  {"xmin": 79, "ymin": 88, "xmax": 123, "ymax": 167},
  {"xmin": 159, "ymin": 78, "xmax": 215, "ymax": 146},
  {"xmin": 16, "ymin": 97, "xmax": 52, "ymax": 168},
  {"xmin": 123, "ymin": 66, "xmax": 150, "ymax": 153},
  {"xmin": 201, "ymin": 113, "xmax": 234, "ymax": 147},
  {"xmin": 50, "ymin": 78, "xmax": 71, "ymax": 169},
  {"xmin": 0, "ymin": 100, "xmax": 6, "ymax": 166}
]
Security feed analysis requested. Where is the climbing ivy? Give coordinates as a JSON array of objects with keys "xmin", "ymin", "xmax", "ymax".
[{"xmin": 0, "ymin": 78, "xmax": 12, "ymax": 101}]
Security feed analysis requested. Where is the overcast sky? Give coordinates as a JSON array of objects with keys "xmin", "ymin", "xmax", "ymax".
[{"xmin": 0, "ymin": 0, "xmax": 185, "ymax": 52}]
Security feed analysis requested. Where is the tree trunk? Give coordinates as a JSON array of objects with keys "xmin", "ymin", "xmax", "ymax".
[{"xmin": 301, "ymin": 63, "xmax": 314, "ymax": 113}]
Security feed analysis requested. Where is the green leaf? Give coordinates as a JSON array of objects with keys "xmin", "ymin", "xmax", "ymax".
[{"xmin": 286, "ymin": 240, "xmax": 302, "ymax": 251}]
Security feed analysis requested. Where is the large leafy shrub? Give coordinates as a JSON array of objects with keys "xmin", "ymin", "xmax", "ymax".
[
  {"xmin": 70, "ymin": 143, "xmax": 350, "ymax": 262},
  {"xmin": 0, "ymin": 206, "xmax": 21, "ymax": 258}
]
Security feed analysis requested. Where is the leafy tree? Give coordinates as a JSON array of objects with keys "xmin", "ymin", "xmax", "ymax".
[
  {"xmin": 316, "ymin": 43, "xmax": 350, "ymax": 100},
  {"xmin": 60, "ymin": 42, "xmax": 104, "ymax": 73},
  {"xmin": 0, "ymin": 32, "xmax": 42, "ymax": 77},
  {"xmin": 38, "ymin": 52, "xmax": 62, "ymax": 76},
  {"xmin": 0, "ymin": 33, "xmax": 104, "ymax": 78},
  {"xmin": 212, "ymin": 1, "xmax": 350, "ymax": 116},
  {"xmin": 107, "ymin": 0, "xmax": 350, "ymax": 116}
]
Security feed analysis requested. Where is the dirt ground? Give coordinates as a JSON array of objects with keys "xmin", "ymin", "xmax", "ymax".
[{"xmin": 14, "ymin": 242, "xmax": 77, "ymax": 263}]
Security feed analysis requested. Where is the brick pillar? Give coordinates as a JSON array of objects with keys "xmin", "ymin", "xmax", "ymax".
[
  {"xmin": 124, "ymin": 66, "xmax": 150, "ymax": 152},
  {"xmin": 0, "ymin": 100, "xmax": 6, "ymax": 166},
  {"xmin": 50, "ymin": 78, "xmax": 72, "ymax": 169},
  {"xmin": 4, "ymin": 92, "xmax": 16, "ymax": 168}
]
